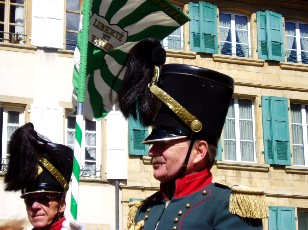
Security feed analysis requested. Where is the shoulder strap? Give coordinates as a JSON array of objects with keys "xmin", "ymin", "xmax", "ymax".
[
  {"xmin": 216, "ymin": 181, "xmax": 269, "ymax": 219},
  {"xmin": 127, "ymin": 200, "xmax": 145, "ymax": 230}
]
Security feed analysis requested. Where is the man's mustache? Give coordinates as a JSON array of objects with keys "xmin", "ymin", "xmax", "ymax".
[{"xmin": 151, "ymin": 157, "xmax": 165, "ymax": 164}]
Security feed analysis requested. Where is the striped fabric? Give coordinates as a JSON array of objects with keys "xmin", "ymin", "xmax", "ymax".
[{"xmin": 73, "ymin": 0, "xmax": 189, "ymax": 120}]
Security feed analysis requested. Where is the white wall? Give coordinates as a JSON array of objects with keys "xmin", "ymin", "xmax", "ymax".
[
  {"xmin": 0, "ymin": 49, "xmax": 74, "ymax": 104},
  {"xmin": 69, "ymin": 183, "xmax": 118, "ymax": 229},
  {"xmin": 0, "ymin": 180, "xmax": 28, "ymax": 221}
]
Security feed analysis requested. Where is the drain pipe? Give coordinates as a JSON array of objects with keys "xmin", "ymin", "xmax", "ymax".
[{"xmin": 115, "ymin": 179, "xmax": 120, "ymax": 230}]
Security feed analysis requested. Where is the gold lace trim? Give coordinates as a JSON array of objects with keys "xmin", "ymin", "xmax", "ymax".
[
  {"xmin": 216, "ymin": 181, "xmax": 268, "ymax": 219},
  {"xmin": 150, "ymin": 85, "xmax": 202, "ymax": 132},
  {"xmin": 127, "ymin": 200, "xmax": 145, "ymax": 230},
  {"xmin": 38, "ymin": 157, "xmax": 69, "ymax": 191}
]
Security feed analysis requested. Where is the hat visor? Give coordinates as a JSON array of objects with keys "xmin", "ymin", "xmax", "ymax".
[
  {"xmin": 21, "ymin": 190, "xmax": 63, "ymax": 198},
  {"xmin": 142, "ymin": 128, "xmax": 188, "ymax": 145}
]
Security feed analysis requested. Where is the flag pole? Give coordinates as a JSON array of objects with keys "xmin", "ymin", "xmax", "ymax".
[{"xmin": 71, "ymin": 0, "xmax": 91, "ymax": 220}]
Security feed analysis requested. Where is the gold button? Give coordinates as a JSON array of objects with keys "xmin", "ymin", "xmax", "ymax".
[
  {"xmin": 147, "ymin": 208, "xmax": 151, "ymax": 213},
  {"xmin": 145, "ymin": 215, "xmax": 148, "ymax": 220},
  {"xmin": 191, "ymin": 120, "xmax": 202, "ymax": 132},
  {"xmin": 178, "ymin": 210, "xmax": 183, "ymax": 216},
  {"xmin": 174, "ymin": 217, "xmax": 179, "ymax": 223},
  {"xmin": 172, "ymin": 227, "xmax": 177, "ymax": 230},
  {"xmin": 202, "ymin": 190, "xmax": 207, "ymax": 195},
  {"xmin": 185, "ymin": 203, "xmax": 190, "ymax": 209}
]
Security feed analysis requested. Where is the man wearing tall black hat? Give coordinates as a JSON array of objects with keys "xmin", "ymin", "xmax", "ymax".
[
  {"xmin": 4, "ymin": 123, "xmax": 83, "ymax": 230},
  {"xmin": 119, "ymin": 38, "xmax": 268, "ymax": 230}
]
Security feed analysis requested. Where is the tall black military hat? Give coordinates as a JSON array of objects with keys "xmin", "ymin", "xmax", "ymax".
[
  {"xmin": 4, "ymin": 122, "xmax": 73, "ymax": 197},
  {"xmin": 118, "ymin": 38, "xmax": 234, "ymax": 147},
  {"xmin": 143, "ymin": 64, "xmax": 234, "ymax": 146}
]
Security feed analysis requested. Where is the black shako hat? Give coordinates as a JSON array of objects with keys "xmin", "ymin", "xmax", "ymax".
[
  {"xmin": 118, "ymin": 38, "xmax": 234, "ymax": 147},
  {"xmin": 4, "ymin": 122, "xmax": 73, "ymax": 197},
  {"xmin": 143, "ymin": 64, "xmax": 234, "ymax": 146}
]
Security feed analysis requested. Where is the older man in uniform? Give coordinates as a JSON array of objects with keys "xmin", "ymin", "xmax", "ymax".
[{"xmin": 118, "ymin": 38, "xmax": 268, "ymax": 230}]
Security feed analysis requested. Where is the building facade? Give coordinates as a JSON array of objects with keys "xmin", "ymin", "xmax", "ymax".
[{"xmin": 0, "ymin": 0, "xmax": 308, "ymax": 229}]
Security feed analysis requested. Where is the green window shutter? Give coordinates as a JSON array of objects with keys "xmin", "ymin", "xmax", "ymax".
[
  {"xmin": 216, "ymin": 138, "xmax": 222, "ymax": 161},
  {"xmin": 128, "ymin": 117, "xmax": 149, "ymax": 156},
  {"xmin": 257, "ymin": 11, "xmax": 284, "ymax": 61},
  {"xmin": 262, "ymin": 96, "xmax": 291, "ymax": 165},
  {"xmin": 270, "ymin": 97, "xmax": 291, "ymax": 165},
  {"xmin": 262, "ymin": 96, "xmax": 274, "ymax": 164},
  {"xmin": 200, "ymin": 1, "xmax": 218, "ymax": 54},
  {"xmin": 269, "ymin": 206, "xmax": 296, "ymax": 230},
  {"xmin": 269, "ymin": 206, "xmax": 278, "ymax": 230},
  {"xmin": 278, "ymin": 207, "xmax": 296, "ymax": 230},
  {"xmin": 257, "ymin": 11, "xmax": 268, "ymax": 59},
  {"xmin": 189, "ymin": 2, "xmax": 201, "ymax": 52},
  {"xmin": 266, "ymin": 11, "xmax": 285, "ymax": 61},
  {"xmin": 189, "ymin": 1, "xmax": 218, "ymax": 53}
]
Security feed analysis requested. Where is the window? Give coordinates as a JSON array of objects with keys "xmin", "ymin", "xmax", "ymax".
[
  {"xmin": 290, "ymin": 104, "xmax": 308, "ymax": 166},
  {"xmin": 0, "ymin": 0, "xmax": 27, "ymax": 45},
  {"xmin": 162, "ymin": 25, "xmax": 184, "ymax": 50},
  {"xmin": 161, "ymin": 5, "xmax": 184, "ymax": 50},
  {"xmin": 0, "ymin": 107, "xmax": 25, "ymax": 171},
  {"xmin": 223, "ymin": 98, "xmax": 256, "ymax": 162},
  {"xmin": 298, "ymin": 210, "xmax": 308, "ymax": 230},
  {"xmin": 65, "ymin": 0, "xmax": 82, "ymax": 50},
  {"xmin": 286, "ymin": 22, "xmax": 308, "ymax": 64},
  {"xmin": 219, "ymin": 13, "xmax": 251, "ymax": 57},
  {"xmin": 66, "ymin": 115, "xmax": 101, "ymax": 178}
]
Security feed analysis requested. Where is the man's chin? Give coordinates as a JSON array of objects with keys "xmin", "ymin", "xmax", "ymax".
[
  {"xmin": 152, "ymin": 163, "xmax": 163, "ymax": 170},
  {"xmin": 31, "ymin": 218, "xmax": 49, "ymax": 228},
  {"xmin": 153, "ymin": 172, "xmax": 170, "ymax": 182}
]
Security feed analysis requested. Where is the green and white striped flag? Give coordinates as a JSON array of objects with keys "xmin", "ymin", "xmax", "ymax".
[
  {"xmin": 71, "ymin": 0, "xmax": 189, "ymax": 220},
  {"xmin": 73, "ymin": 0, "xmax": 190, "ymax": 120}
]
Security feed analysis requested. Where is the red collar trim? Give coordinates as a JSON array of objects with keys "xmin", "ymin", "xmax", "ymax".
[
  {"xmin": 160, "ymin": 169, "xmax": 213, "ymax": 199},
  {"xmin": 49, "ymin": 217, "xmax": 65, "ymax": 230},
  {"xmin": 174, "ymin": 169, "xmax": 212, "ymax": 198}
]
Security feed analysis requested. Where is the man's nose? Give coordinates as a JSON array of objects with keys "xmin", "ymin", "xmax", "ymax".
[
  {"xmin": 148, "ymin": 144, "xmax": 161, "ymax": 157},
  {"xmin": 148, "ymin": 150, "xmax": 154, "ymax": 157},
  {"xmin": 31, "ymin": 201, "xmax": 42, "ymax": 208},
  {"xmin": 148, "ymin": 147, "xmax": 154, "ymax": 157}
]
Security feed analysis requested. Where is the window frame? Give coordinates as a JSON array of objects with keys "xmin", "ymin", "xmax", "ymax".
[
  {"xmin": 65, "ymin": 113, "xmax": 102, "ymax": 178},
  {"xmin": 285, "ymin": 20, "xmax": 308, "ymax": 64},
  {"xmin": 298, "ymin": 209, "xmax": 308, "ymax": 230},
  {"xmin": 162, "ymin": 4, "xmax": 184, "ymax": 51},
  {"xmin": 64, "ymin": 0, "xmax": 82, "ymax": 51},
  {"xmin": 0, "ymin": 0, "xmax": 28, "ymax": 45},
  {"xmin": 218, "ymin": 11, "xmax": 252, "ymax": 58},
  {"xmin": 1, "ymin": 106, "xmax": 25, "ymax": 170},
  {"xmin": 290, "ymin": 103, "xmax": 308, "ymax": 166},
  {"xmin": 223, "ymin": 98, "xmax": 257, "ymax": 163}
]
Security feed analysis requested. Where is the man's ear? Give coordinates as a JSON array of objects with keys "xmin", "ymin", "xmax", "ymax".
[
  {"xmin": 193, "ymin": 140, "xmax": 208, "ymax": 164},
  {"xmin": 59, "ymin": 201, "xmax": 66, "ymax": 213}
]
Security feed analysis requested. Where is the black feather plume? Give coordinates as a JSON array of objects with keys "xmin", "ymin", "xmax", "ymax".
[
  {"xmin": 118, "ymin": 38, "xmax": 166, "ymax": 126},
  {"xmin": 4, "ymin": 122, "xmax": 48, "ymax": 191}
]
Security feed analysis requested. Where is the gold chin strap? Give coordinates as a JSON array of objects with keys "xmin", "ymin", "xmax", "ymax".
[
  {"xmin": 150, "ymin": 85, "xmax": 202, "ymax": 132},
  {"xmin": 38, "ymin": 157, "xmax": 69, "ymax": 191}
]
